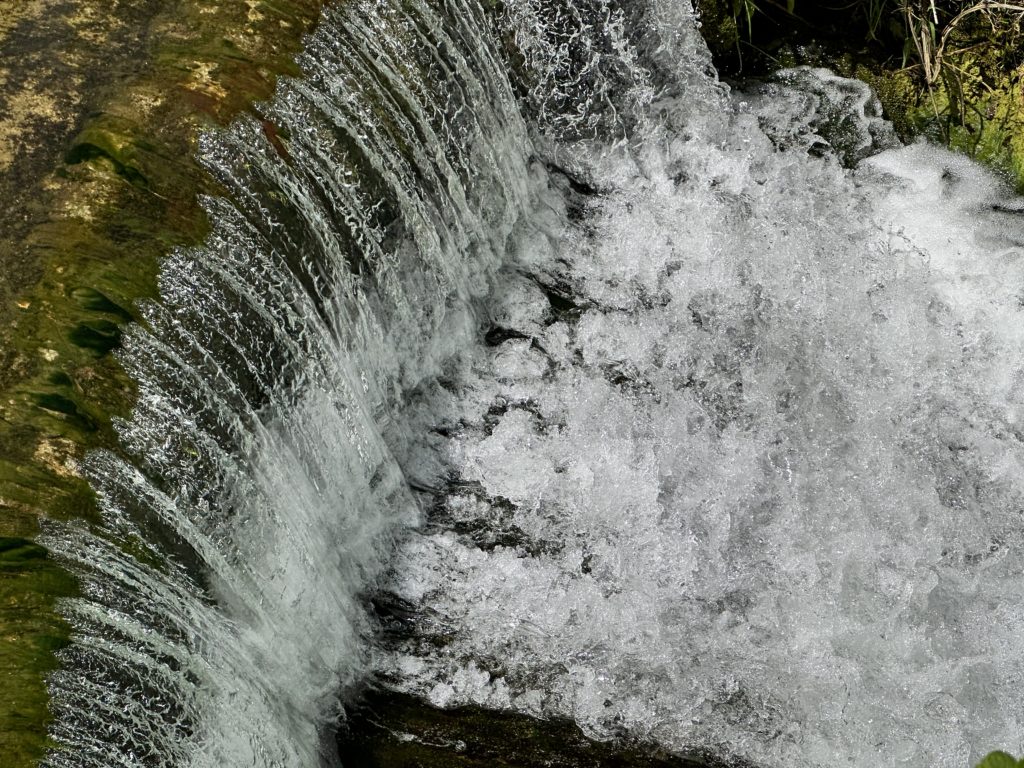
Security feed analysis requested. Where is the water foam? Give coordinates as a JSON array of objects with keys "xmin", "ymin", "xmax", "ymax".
[{"xmin": 377, "ymin": 42, "xmax": 1024, "ymax": 768}]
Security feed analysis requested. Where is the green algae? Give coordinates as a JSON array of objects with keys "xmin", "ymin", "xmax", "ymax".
[
  {"xmin": 0, "ymin": 1, "xmax": 326, "ymax": 763},
  {"xmin": 0, "ymin": 535, "xmax": 76, "ymax": 767}
]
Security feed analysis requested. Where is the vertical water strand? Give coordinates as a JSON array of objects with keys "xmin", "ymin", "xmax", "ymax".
[{"xmin": 39, "ymin": 2, "xmax": 536, "ymax": 766}]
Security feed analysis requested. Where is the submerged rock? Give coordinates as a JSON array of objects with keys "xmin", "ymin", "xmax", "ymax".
[{"xmin": 338, "ymin": 689, "xmax": 743, "ymax": 768}]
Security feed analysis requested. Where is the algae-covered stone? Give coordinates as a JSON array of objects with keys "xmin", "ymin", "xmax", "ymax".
[{"xmin": 0, "ymin": 1, "xmax": 325, "ymax": 764}]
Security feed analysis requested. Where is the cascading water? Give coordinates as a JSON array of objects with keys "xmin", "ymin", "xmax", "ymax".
[
  {"xmin": 36, "ymin": 0, "xmax": 1024, "ymax": 766},
  {"xmin": 39, "ymin": 0, "xmax": 535, "ymax": 764}
]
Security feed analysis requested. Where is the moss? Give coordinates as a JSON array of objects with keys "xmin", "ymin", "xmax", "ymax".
[
  {"xmin": 695, "ymin": 0, "xmax": 740, "ymax": 64},
  {"xmin": 870, "ymin": 54, "xmax": 1024, "ymax": 191},
  {"xmin": 0, "ymin": 1, "xmax": 327, "ymax": 764},
  {"xmin": 693, "ymin": 0, "xmax": 1024, "ymax": 190},
  {"xmin": 68, "ymin": 287, "xmax": 134, "ymax": 320}
]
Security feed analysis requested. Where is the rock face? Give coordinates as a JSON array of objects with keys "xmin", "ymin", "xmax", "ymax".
[
  {"xmin": 0, "ymin": 2, "xmax": 324, "ymax": 764},
  {"xmin": 338, "ymin": 689, "xmax": 745, "ymax": 768}
]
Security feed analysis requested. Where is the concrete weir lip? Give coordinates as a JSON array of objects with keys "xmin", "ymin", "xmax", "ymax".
[{"xmin": 0, "ymin": 2, "xmax": 322, "ymax": 764}]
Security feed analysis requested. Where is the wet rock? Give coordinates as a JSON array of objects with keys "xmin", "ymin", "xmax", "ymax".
[{"xmin": 337, "ymin": 688, "xmax": 743, "ymax": 768}]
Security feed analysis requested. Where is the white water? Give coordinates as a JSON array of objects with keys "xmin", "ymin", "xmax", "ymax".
[
  {"xmin": 377, "ymin": 32, "xmax": 1024, "ymax": 768},
  {"xmin": 39, "ymin": 0, "xmax": 1024, "ymax": 766}
]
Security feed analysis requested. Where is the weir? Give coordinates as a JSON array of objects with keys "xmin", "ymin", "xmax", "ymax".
[
  {"xmin": 8, "ymin": 0, "xmax": 1024, "ymax": 766},
  {"xmin": 38, "ymin": 0, "xmax": 535, "ymax": 764}
]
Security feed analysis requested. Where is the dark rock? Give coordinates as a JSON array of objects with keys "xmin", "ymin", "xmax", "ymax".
[{"xmin": 337, "ymin": 688, "xmax": 746, "ymax": 768}]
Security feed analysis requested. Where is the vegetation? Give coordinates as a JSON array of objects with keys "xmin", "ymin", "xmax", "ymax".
[
  {"xmin": 697, "ymin": 0, "xmax": 1024, "ymax": 189},
  {"xmin": 978, "ymin": 753, "xmax": 1024, "ymax": 768}
]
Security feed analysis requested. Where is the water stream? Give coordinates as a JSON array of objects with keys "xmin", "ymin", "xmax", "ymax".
[{"xmin": 39, "ymin": 1, "xmax": 1024, "ymax": 766}]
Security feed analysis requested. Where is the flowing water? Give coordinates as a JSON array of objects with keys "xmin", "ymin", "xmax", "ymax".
[{"xmin": 38, "ymin": 1, "xmax": 1024, "ymax": 766}]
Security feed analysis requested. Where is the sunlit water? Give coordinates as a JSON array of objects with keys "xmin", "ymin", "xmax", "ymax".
[{"xmin": 40, "ymin": 0, "xmax": 1024, "ymax": 766}]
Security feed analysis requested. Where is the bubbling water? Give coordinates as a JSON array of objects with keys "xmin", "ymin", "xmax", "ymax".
[{"xmin": 376, "ymin": 54, "xmax": 1024, "ymax": 768}]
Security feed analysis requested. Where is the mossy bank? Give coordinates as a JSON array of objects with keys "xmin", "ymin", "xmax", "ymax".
[{"xmin": 694, "ymin": 0, "xmax": 1024, "ymax": 191}]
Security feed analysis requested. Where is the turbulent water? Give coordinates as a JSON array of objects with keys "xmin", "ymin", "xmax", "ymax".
[{"xmin": 39, "ymin": 0, "xmax": 1024, "ymax": 766}]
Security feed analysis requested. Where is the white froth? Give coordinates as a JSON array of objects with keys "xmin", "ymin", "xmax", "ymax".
[{"xmin": 379, "ymin": 65, "xmax": 1024, "ymax": 768}]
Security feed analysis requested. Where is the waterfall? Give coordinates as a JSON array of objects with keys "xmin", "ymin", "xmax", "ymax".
[
  {"xmin": 40, "ymin": 1, "xmax": 535, "ymax": 764},
  {"xmin": 38, "ymin": 0, "xmax": 1024, "ymax": 766}
]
